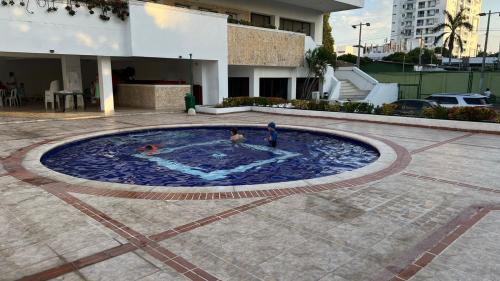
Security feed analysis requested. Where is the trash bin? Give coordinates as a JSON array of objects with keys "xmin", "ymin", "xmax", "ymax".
[{"xmin": 184, "ymin": 93, "xmax": 195, "ymax": 111}]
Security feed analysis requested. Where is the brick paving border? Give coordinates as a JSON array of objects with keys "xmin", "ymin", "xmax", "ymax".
[
  {"xmin": 1, "ymin": 132, "xmax": 411, "ymax": 201},
  {"xmin": 17, "ymin": 196, "xmax": 283, "ymax": 281},
  {"xmin": 410, "ymin": 133, "xmax": 474, "ymax": 154},
  {"xmin": 402, "ymin": 172, "xmax": 500, "ymax": 195},
  {"xmin": 1, "ymin": 130, "xmax": 411, "ymax": 280},
  {"xmin": 375, "ymin": 205, "xmax": 500, "ymax": 281}
]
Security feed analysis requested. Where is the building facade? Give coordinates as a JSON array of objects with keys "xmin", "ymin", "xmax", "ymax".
[
  {"xmin": 0, "ymin": 0, "xmax": 363, "ymax": 113},
  {"xmin": 390, "ymin": 0, "xmax": 481, "ymax": 56}
]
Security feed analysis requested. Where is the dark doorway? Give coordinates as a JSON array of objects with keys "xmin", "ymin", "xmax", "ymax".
[
  {"xmin": 260, "ymin": 78, "xmax": 288, "ymax": 99},
  {"xmin": 228, "ymin": 77, "xmax": 249, "ymax": 97},
  {"xmin": 296, "ymin": 78, "xmax": 319, "ymax": 99}
]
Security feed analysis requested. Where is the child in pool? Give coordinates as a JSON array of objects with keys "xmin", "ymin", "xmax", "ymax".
[
  {"xmin": 230, "ymin": 128, "xmax": 245, "ymax": 143},
  {"xmin": 265, "ymin": 122, "xmax": 278, "ymax": 147},
  {"xmin": 138, "ymin": 144, "xmax": 160, "ymax": 156}
]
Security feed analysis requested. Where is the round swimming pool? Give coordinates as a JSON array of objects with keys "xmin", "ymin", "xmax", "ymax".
[{"xmin": 41, "ymin": 126, "xmax": 379, "ymax": 187}]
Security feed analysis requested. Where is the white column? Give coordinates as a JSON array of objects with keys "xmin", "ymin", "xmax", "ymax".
[
  {"xmin": 97, "ymin": 56, "xmax": 114, "ymax": 114},
  {"xmin": 199, "ymin": 60, "xmax": 228, "ymax": 105},
  {"xmin": 61, "ymin": 55, "xmax": 82, "ymax": 91},
  {"xmin": 288, "ymin": 77, "xmax": 296, "ymax": 100},
  {"xmin": 249, "ymin": 69, "xmax": 260, "ymax": 98},
  {"xmin": 273, "ymin": 15, "xmax": 280, "ymax": 29},
  {"xmin": 217, "ymin": 60, "xmax": 228, "ymax": 104}
]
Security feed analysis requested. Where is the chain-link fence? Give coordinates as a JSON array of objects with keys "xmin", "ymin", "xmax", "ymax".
[{"xmin": 371, "ymin": 71, "xmax": 500, "ymax": 101}]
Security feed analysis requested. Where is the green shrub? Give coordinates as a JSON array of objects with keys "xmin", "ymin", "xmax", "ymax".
[
  {"xmin": 423, "ymin": 106, "xmax": 449, "ymax": 119},
  {"xmin": 374, "ymin": 104, "xmax": 398, "ymax": 115},
  {"xmin": 221, "ymin": 97, "xmax": 287, "ymax": 108},
  {"xmin": 290, "ymin": 99, "xmax": 309, "ymax": 110},
  {"xmin": 227, "ymin": 18, "xmax": 276, "ymax": 29},
  {"xmin": 423, "ymin": 106, "xmax": 498, "ymax": 122},
  {"xmin": 325, "ymin": 102, "xmax": 342, "ymax": 112},
  {"xmin": 447, "ymin": 107, "xmax": 497, "ymax": 122},
  {"xmin": 341, "ymin": 102, "xmax": 375, "ymax": 114}
]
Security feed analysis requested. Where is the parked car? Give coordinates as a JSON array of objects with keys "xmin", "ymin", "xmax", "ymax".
[
  {"xmin": 425, "ymin": 94, "xmax": 492, "ymax": 108},
  {"xmin": 391, "ymin": 99, "xmax": 438, "ymax": 116}
]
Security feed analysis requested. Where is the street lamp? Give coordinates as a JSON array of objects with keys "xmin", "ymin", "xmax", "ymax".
[
  {"xmin": 352, "ymin": 22, "xmax": 370, "ymax": 68},
  {"xmin": 478, "ymin": 11, "xmax": 500, "ymax": 94}
]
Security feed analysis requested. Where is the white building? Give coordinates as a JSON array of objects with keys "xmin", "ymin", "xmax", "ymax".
[
  {"xmin": 0, "ymin": 0, "xmax": 369, "ymax": 113},
  {"xmin": 336, "ymin": 45, "xmax": 364, "ymax": 57},
  {"xmin": 390, "ymin": 0, "xmax": 481, "ymax": 57}
]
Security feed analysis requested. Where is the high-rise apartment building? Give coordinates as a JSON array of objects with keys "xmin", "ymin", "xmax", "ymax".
[{"xmin": 391, "ymin": 0, "xmax": 482, "ymax": 57}]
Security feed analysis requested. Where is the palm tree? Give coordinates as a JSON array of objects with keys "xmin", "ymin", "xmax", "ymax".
[{"xmin": 432, "ymin": 9, "xmax": 474, "ymax": 65}]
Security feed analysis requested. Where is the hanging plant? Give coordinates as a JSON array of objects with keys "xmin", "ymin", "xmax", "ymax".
[{"xmin": 1, "ymin": 0, "xmax": 128, "ymax": 21}]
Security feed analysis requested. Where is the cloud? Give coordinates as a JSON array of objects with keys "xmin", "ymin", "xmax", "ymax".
[{"xmin": 330, "ymin": 0, "xmax": 393, "ymax": 47}]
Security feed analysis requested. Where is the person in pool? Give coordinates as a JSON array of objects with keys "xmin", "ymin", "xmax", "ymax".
[
  {"xmin": 265, "ymin": 122, "xmax": 278, "ymax": 147},
  {"xmin": 230, "ymin": 127, "xmax": 245, "ymax": 143},
  {"xmin": 138, "ymin": 144, "xmax": 160, "ymax": 156}
]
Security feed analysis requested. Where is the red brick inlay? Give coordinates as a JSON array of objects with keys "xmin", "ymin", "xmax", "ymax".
[
  {"xmin": 402, "ymin": 172, "xmax": 500, "ymax": 194},
  {"xmin": 35, "ymin": 183, "xmax": 220, "ymax": 281},
  {"xmin": 375, "ymin": 205, "xmax": 498, "ymax": 281},
  {"xmin": 411, "ymin": 133, "xmax": 474, "ymax": 154},
  {"xmin": 15, "ymin": 194, "xmax": 282, "ymax": 281},
  {"xmin": 18, "ymin": 243, "xmax": 137, "ymax": 281},
  {"xmin": 1, "ymin": 133, "xmax": 411, "ymax": 201}
]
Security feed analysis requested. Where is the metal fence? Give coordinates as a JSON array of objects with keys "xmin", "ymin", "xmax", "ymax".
[{"xmin": 370, "ymin": 71, "xmax": 500, "ymax": 100}]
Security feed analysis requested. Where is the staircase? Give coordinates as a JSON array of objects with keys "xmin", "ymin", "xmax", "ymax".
[{"xmin": 338, "ymin": 80, "xmax": 370, "ymax": 101}]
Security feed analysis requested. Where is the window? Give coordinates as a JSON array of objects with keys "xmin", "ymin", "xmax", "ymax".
[
  {"xmin": 280, "ymin": 18, "xmax": 311, "ymax": 36},
  {"xmin": 427, "ymin": 96, "xmax": 459, "ymax": 105},
  {"xmin": 417, "ymin": 20, "xmax": 424, "ymax": 26},
  {"xmin": 251, "ymin": 13, "xmax": 271, "ymax": 28},
  {"xmin": 464, "ymin": 98, "xmax": 488, "ymax": 105},
  {"xmin": 418, "ymin": 2, "xmax": 425, "ymax": 8},
  {"xmin": 418, "ymin": 11, "xmax": 425, "ymax": 17}
]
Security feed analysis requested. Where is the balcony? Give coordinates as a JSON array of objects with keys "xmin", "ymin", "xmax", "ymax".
[
  {"xmin": 273, "ymin": 0, "xmax": 364, "ymax": 12},
  {"xmin": 0, "ymin": 2, "xmax": 228, "ymax": 61},
  {"xmin": 228, "ymin": 24, "xmax": 305, "ymax": 67}
]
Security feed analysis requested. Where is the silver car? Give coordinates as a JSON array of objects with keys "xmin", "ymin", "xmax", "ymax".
[{"xmin": 425, "ymin": 93, "xmax": 492, "ymax": 108}]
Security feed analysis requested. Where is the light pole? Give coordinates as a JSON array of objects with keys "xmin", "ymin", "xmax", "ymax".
[
  {"xmin": 352, "ymin": 22, "xmax": 370, "ymax": 68},
  {"xmin": 419, "ymin": 36, "xmax": 424, "ymax": 67},
  {"xmin": 478, "ymin": 11, "xmax": 499, "ymax": 94}
]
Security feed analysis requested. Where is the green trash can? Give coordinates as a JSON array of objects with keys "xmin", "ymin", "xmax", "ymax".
[{"xmin": 184, "ymin": 93, "xmax": 196, "ymax": 111}]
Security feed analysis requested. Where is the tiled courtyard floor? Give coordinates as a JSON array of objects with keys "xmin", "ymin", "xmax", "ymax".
[{"xmin": 1, "ymin": 111, "xmax": 500, "ymax": 281}]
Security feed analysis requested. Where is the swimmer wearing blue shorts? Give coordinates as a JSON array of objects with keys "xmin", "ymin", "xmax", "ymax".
[{"xmin": 265, "ymin": 122, "xmax": 278, "ymax": 147}]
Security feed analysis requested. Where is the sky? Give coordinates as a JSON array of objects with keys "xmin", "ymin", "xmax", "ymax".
[{"xmin": 331, "ymin": 0, "xmax": 500, "ymax": 53}]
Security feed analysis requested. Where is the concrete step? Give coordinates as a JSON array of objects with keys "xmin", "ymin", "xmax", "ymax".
[{"xmin": 338, "ymin": 79, "xmax": 369, "ymax": 101}]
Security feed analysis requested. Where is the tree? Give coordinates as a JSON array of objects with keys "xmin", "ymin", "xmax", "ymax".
[
  {"xmin": 432, "ymin": 8, "xmax": 474, "ymax": 64},
  {"xmin": 337, "ymin": 54, "xmax": 373, "ymax": 65},
  {"xmin": 383, "ymin": 48, "xmax": 437, "ymax": 64},
  {"xmin": 407, "ymin": 48, "xmax": 437, "ymax": 64},
  {"xmin": 477, "ymin": 51, "xmax": 499, "ymax": 57},
  {"xmin": 322, "ymin": 13, "xmax": 336, "ymax": 66},
  {"xmin": 383, "ymin": 52, "xmax": 407, "ymax": 63},
  {"xmin": 303, "ymin": 46, "xmax": 335, "ymax": 99},
  {"xmin": 434, "ymin": 47, "xmax": 451, "ymax": 57}
]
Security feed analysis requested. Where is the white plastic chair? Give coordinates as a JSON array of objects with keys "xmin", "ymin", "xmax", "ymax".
[
  {"xmin": 5, "ymin": 88, "xmax": 19, "ymax": 107},
  {"xmin": 45, "ymin": 80, "xmax": 60, "ymax": 110}
]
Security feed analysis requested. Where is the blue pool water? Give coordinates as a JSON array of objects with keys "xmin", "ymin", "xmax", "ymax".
[{"xmin": 41, "ymin": 126, "xmax": 379, "ymax": 187}]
